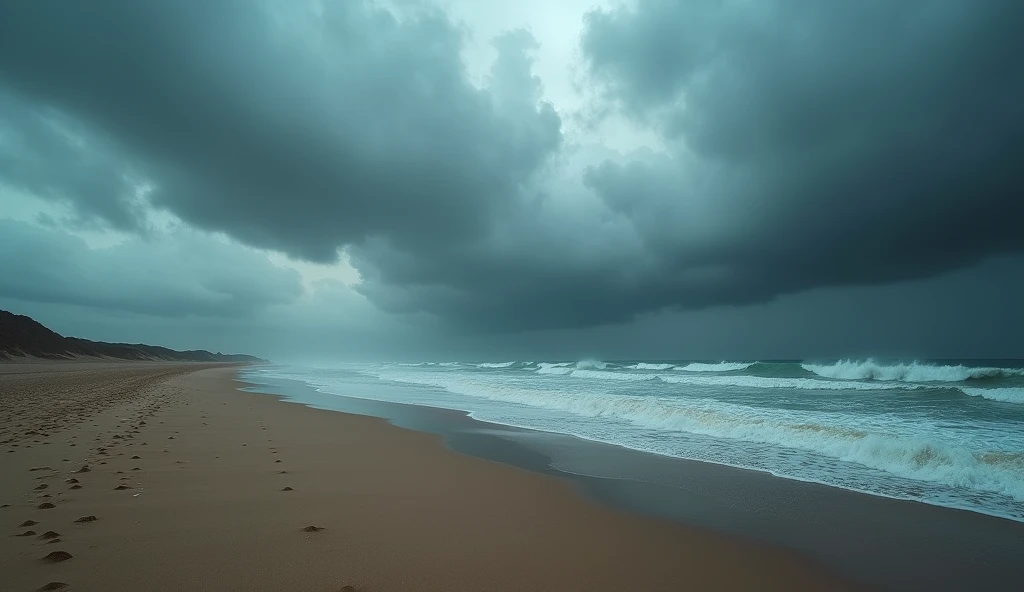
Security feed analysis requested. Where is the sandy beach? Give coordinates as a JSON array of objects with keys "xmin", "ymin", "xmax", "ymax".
[{"xmin": 0, "ymin": 362, "xmax": 858, "ymax": 591}]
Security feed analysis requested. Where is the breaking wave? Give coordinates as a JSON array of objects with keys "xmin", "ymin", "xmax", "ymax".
[
  {"xmin": 960, "ymin": 387, "xmax": 1024, "ymax": 404},
  {"xmin": 371, "ymin": 369, "xmax": 1024, "ymax": 505},
  {"xmin": 676, "ymin": 362, "xmax": 754, "ymax": 372},
  {"xmin": 803, "ymin": 360, "xmax": 1024, "ymax": 383},
  {"xmin": 630, "ymin": 362, "xmax": 675, "ymax": 370}
]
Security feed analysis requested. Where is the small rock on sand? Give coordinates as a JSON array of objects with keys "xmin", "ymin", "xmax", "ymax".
[{"xmin": 131, "ymin": 455, "xmax": 141, "ymax": 459}]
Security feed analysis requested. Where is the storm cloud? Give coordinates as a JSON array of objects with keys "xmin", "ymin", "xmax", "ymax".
[{"xmin": 2, "ymin": 0, "xmax": 1023, "ymax": 338}]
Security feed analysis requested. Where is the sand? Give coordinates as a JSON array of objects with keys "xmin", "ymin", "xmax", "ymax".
[{"xmin": 0, "ymin": 362, "xmax": 858, "ymax": 591}]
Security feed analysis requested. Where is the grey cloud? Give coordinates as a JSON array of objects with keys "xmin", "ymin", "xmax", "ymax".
[
  {"xmin": 0, "ymin": 1, "xmax": 561, "ymax": 262},
  {"xmin": 0, "ymin": 93, "xmax": 147, "ymax": 230},
  {"xmin": 0, "ymin": 220, "xmax": 302, "ymax": 317},
  {"xmin": 353, "ymin": 0, "xmax": 1024, "ymax": 330},
  {"xmin": 571, "ymin": 0, "xmax": 1024, "ymax": 310},
  {"xmin": 2, "ymin": 0, "xmax": 1023, "ymax": 335}
]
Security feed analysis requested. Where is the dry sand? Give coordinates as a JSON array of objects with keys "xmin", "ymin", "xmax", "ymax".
[{"xmin": 0, "ymin": 363, "xmax": 858, "ymax": 591}]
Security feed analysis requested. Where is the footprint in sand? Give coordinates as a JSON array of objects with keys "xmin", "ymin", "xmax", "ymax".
[
  {"xmin": 300, "ymin": 525, "xmax": 325, "ymax": 532},
  {"xmin": 281, "ymin": 487, "xmax": 294, "ymax": 491},
  {"xmin": 113, "ymin": 485, "xmax": 132, "ymax": 490},
  {"xmin": 40, "ymin": 550, "xmax": 72, "ymax": 563},
  {"xmin": 20, "ymin": 520, "xmax": 40, "ymax": 527},
  {"xmin": 16, "ymin": 530, "xmax": 37, "ymax": 536},
  {"xmin": 38, "ymin": 531, "xmax": 60, "ymax": 539},
  {"xmin": 36, "ymin": 582, "xmax": 69, "ymax": 591},
  {"xmin": 74, "ymin": 515, "xmax": 97, "ymax": 523},
  {"xmin": 69, "ymin": 485, "xmax": 82, "ymax": 490},
  {"xmin": 37, "ymin": 503, "xmax": 56, "ymax": 510}
]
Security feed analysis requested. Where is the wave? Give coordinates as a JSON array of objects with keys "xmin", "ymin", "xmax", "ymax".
[
  {"xmin": 575, "ymin": 359, "xmax": 608, "ymax": 370},
  {"xmin": 570, "ymin": 369, "xmax": 659, "ymax": 381},
  {"xmin": 659, "ymin": 373, "xmax": 928, "ymax": 391},
  {"xmin": 556, "ymin": 367, "xmax": 927, "ymax": 391},
  {"xmin": 536, "ymin": 362, "xmax": 573, "ymax": 375},
  {"xmin": 630, "ymin": 363, "xmax": 676, "ymax": 370},
  {"xmin": 960, "ymin": 387, "xmax": 1024, "ymax": 405},
  {"xmin": 371, "ymin": 370, "xmax": 1024, "ymax": 503},
  {"xmin": 676, "ymin": 362, "xmax": 753, "ymax": 372},
  {"xmin": 803, "ymin": 360, "xmax": 1024, "ymax": 383},
  {"xmin": 476, "ymin": 361, "xmax": 516, "ymax": 368}
]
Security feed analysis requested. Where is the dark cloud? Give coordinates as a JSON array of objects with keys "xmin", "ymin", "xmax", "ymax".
[
  {"xmin": 0, "ymin": 93, "xmax": 148, "ymax": 230},
  {"xmin": 0, "ymin": 0, "xmax": 561, "ymax": 262},
  {"xmin": 0, "ymin": 220, "xmax": 302, "ymax": 318},
  {"xmin": 1, "ymin": 0, "xmax": 1023, "ymax": 334},
  {"xmin": 578, "ymin": 0, "xmax": 1024, "ymax": 307}
]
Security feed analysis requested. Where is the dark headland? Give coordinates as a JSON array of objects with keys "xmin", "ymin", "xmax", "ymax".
[{"xmin": 0, "ymin": 310, "xmax": 267, "ymax": 363}]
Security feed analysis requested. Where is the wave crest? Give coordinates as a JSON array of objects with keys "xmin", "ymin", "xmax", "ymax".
[
  {"xmin": 803, "ymin": 360, "xmax": 1024, "ymax": 383},
  {"xmin": 676, "ymin": 362, "xmax": 754, "ymax": 372}
]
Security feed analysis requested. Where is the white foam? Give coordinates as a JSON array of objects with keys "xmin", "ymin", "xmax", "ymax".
[
  {"xmin": 630, "ymin": 363, "xmax": 676, "ymax": 370},
  {"xmin": 477, "ymin": 361, "xmax": 516, "ymax": 368},
  {"xmin": 575, "ymin": 359, "xmax": 608, "ymax": 370},
  {"xmin": 536, "ymin": 362, "xmax": 573, "ymax": 375},
  {"xmin": 676, "ymin": 362, "xmax": 754, "ymax": 372},
  {"xmin": 960, "ymin": 387, "xmax": 1024, "ymax": 405},
  {"xmin": 371, "ymin": 369, "xmax": 1024, "ymax": 503},
  {"xmin": 803, "ymin": 359, "xmax": 1024, "ymax": 383},
  {"xmin": 570, "ymin": 369, "xmax": 659, "ymax": 381}
]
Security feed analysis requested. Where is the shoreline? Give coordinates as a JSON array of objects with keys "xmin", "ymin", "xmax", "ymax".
[
  {"xmin": 1, "ymin": 363, "xmax": 856, "ymax": 591},
  {"xmin": 241, "ymin": 369, "xmax": 1024, "ymax": 591}
]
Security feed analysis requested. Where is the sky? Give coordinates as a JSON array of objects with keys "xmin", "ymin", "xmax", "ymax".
[{"xmin": 1, "ymin": 0, "xmax": 1023, "ymax": 362}]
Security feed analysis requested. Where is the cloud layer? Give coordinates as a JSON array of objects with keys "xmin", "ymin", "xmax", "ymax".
[{"xmin": 2, "ymin": 0, "xmax": 1023, "ymax": 335}]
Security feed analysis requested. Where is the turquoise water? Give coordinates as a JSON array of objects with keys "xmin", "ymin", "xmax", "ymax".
[{"xmin": 245, "ymin": 359, "xmax": 1024, "ymax": 521}]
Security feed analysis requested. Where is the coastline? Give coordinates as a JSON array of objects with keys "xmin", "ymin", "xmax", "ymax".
[
  {"xmin": 242, "ymin": 369, "xmax": 1024, "ymax": 591},
  {"xmin": 1, "ymin": 363, "xmax": 855, "ymax": 591}
]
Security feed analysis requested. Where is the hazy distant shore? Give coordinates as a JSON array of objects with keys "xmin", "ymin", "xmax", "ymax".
[{"xmin": 0, "ymin": 363, "xmax": 851, "ymax": 591}]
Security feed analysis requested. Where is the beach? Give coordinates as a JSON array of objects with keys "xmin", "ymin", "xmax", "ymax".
[{"xmin": 0, "ymin": 363, "xmax": 855, "ymax": 591}]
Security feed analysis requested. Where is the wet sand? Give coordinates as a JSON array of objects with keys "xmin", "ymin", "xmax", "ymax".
[{"xmin": 0, "ymin": 363, "xmax": 857, "ymax": 591}]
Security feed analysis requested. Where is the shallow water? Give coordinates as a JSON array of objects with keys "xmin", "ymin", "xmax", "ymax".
[{"xmin": 246, "ymin": 358, "xmax": 1024, "ymax": 522}]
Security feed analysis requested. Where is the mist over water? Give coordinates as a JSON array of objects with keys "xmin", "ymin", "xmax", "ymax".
[{"xmin": 246, "ymin": 359, "xmax": 1024, "ymax": 522}]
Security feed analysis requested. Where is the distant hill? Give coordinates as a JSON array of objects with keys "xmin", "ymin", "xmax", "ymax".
[{"xmin": 0, "ymin": 310, "xmax": 268, "ymax": 363}]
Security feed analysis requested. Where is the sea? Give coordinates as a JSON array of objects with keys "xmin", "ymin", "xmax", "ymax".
[{"xmin": 243, "ymin": 359, "xmax": 1024, "ymax": 523}]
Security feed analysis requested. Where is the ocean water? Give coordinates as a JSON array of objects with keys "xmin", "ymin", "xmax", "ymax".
[{"xmin": 244, "ymin": 359, "xmax": 1024, "ymax": 522}]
